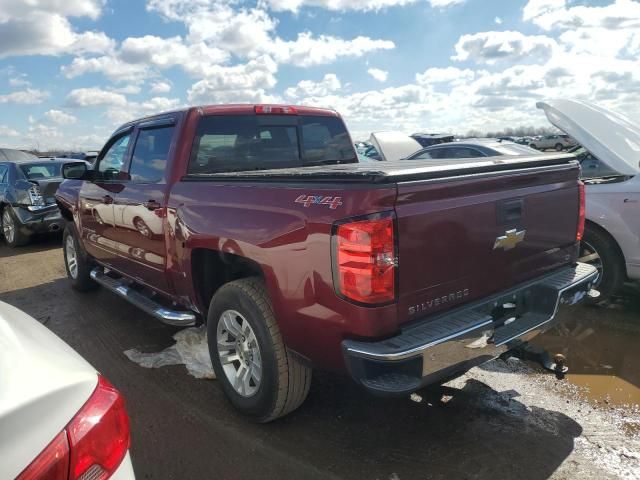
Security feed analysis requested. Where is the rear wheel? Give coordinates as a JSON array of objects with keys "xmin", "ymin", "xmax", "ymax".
[
  {"xmin": 63, "ymin": 224, "xmax": 98, "ymax": 291},
  {"xmin": 555, "ymin": 143, "xmax": 564, "ymax": 151},
  {"xmin": 207, "ymin": 278, "xmax": 312, "ymax": 422},
  {"xmin": 529, "ymin": 144, "xmax": 537, "ymax": 150},
  {"xmin": 579, "ymin": 225, "xmax": 625, "ymax": 304},
  {"xmin": 1, "ymin": 206, "xmax": 30, "ymax": 247}
]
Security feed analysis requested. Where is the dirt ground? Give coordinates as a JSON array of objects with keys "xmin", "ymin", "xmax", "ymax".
[{"xmin": 1, "ymin": 235, "xmax": 639, "ymax": 480}]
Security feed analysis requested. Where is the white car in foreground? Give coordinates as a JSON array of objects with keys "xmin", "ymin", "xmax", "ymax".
[
  {"xmin": 0, "ymin": 301, "xmax": 135, "ymax": 479},
  {"xmin": 538, "ymin": 99, "xmax": 640, "ymax": 301}
]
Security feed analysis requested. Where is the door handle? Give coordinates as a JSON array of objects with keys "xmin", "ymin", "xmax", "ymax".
[
  {"xmin": 143, "ymin": 200, "xmax": 161, "ymax": 211},
  {"xmin": 102, "ymin": 195, "xmax": 114, "ymax": 205}
]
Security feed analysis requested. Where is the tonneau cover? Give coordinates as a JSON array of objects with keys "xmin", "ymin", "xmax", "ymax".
[{"xmin": 183, "ymin": 153, "xmax": 577, "ymax": 184}]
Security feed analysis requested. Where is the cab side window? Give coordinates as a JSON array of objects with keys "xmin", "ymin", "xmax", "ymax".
[
  {"xmin": 97, "ymin": 134, "xmax": 131, "ymax": 180},
  {"xmin": 129, "ymin": 126, "xmax": 174, "ymax": 183},
  {"xmin": 0, "ymin": 165, "xmax": 8, "ymax": 184}
]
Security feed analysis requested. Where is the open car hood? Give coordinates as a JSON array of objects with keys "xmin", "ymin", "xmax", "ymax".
[
  {"xmin": 368, "ymin": 131, "xmax": 422, "ymax": 162},
  {"xmin": 537, "ymin": 99, "xmax": 640, "ymax": 175}
]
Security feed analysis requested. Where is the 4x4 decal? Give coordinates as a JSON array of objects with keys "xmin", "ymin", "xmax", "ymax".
[{"xmin": 295, "ymin": 195, "xmax": 343, "ymax": 210}]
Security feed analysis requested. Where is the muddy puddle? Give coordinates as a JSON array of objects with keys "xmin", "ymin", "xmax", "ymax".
[{"xmin": 532, "ymin": 282, "xmax": 640, "ymax": 409}]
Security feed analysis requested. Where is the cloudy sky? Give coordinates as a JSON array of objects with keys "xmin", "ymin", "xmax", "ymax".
[{"xmin": 0, "ymin": 0, "xmax": 638, "ymax": 149}]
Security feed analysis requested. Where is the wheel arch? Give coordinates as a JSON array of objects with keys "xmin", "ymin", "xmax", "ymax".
[
  {"xmin": 584, "ymin": 219, "xmax": 628, "ymax": 279},
  {"xmin": 191, "ymin": 248, "xmax": 266, "ymax": 318}
]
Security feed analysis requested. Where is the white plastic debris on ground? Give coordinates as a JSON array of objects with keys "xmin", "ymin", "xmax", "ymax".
[{"xmin": 124, "ymin": 326, "xmax": 215, "ymax": 379}]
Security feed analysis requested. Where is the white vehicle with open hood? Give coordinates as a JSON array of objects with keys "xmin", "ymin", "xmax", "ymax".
[
  {"xmin": 367, "ymin": 131, "xmax": 422, "ymax": 162},
  {"xmin": 538, "ymin": 99, "xmax": 640, "ymax": 301},
  {"xmin": 0, "ymin": 301, "xmax": 135, "ymax": 480}
]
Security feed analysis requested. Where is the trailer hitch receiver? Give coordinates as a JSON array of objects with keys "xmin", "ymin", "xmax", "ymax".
[{"xmin": 501, "ymin": 344, "xmax": 568, "ymax": 380}]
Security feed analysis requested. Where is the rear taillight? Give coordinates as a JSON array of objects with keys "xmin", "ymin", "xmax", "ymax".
[
  {"xmin": 333, "ymin": 213, "xmax": 397, "ymax": 305},
  {"xmin": 577, "ymin": 180, "xmax": 585, "ymax": 241},
  {"xmin": 16, "ymin": 431, "xmax": 69, "ymax": 480},
  {"xmin": 15, "ymin": 376, "xmax": 130, "ymax": 480},
  {"xmin": 68, "ymin": 376, "xmax": 130, "ymax": 480},
  {"xmin": 254, "ymin": 105, "xmax": 297, "ymax": 115}
]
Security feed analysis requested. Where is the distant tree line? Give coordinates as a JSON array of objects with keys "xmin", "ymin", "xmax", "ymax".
[{"xmin": 462, "ymin": 125, "xmax": 560, "ymax": 139}]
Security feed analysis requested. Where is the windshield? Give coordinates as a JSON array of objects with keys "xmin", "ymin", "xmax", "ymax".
[
  {"xmin": 572, "ymin": 147, "xmax": 624, "ymax": 179},
  {"xmin": 0, "ymin": 149, "xmax": 38, "ymax": 162},
  {"xmin": 188, "ymin": 114, "xmax": 356, "ymax": 174},
  {"xmin": 19, "ymin": 163, "xmax": 63, "ymax": 179},
  {"xmin": 492, "ymin": 143, "xmax": 540, "ymax": 155}
]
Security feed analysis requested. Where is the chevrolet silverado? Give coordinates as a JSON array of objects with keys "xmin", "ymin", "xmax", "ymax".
[{"xmin": 56, "ymin": 104, "xmax": 598, "ymax": 422}]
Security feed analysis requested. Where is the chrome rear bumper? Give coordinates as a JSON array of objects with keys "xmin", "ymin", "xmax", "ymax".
[{"xmin": 343, "ymin": 262, "xmax": 598, "ymax": 395}]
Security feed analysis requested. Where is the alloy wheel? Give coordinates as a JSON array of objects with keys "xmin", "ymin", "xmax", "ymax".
[
  {"xmin": 2, "ymin": 209, "xmax": 14, "ymax": 244},
  {"xmin": 216, "ymin": 309, "xmax": 262, "ymax": 397},
  {"xmin": 579, "ymin": 240, "xmax": 603, "ymax": 288},
  {"xmin": 65, "ymin": 234, "xmax": 78, "ymax": 279}
]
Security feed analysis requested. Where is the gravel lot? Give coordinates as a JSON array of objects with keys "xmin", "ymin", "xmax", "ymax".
[{"xmin": 1, "ymin": 235, "xmax": 639, "ymax": 480}]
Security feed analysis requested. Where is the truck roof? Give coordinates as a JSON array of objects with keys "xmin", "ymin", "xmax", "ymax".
[{"xmin": 115, "ymin": 104, "xmax": 340, "ymax": 132}]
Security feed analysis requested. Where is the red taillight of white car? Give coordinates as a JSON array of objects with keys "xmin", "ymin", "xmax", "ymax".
[
  {"xmin": 332, "ymin": 213, "xmax": 397, "ymax": 305},
  {"xmin": 16, "ymin": 376, "xmax": 130, "ymax": 480},
  {"xmin": 577, "ymin": 180, "xmax": 586, "ymax": 241}
]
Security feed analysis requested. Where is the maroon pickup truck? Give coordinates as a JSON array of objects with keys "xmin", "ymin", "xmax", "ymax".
[{"xmin": 56, "ymin": 104, "xmax": 598, "ymax": 422}]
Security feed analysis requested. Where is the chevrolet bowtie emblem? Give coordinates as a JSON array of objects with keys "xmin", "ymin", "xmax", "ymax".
[{"xmin": 493, "ymin": 229, "xmax": 526, "ymax": 251}]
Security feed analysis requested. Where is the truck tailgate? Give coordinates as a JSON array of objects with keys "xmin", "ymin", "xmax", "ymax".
[{"xmin": 396, "ymin": 163, "xmax": 581, "ymax": 325}]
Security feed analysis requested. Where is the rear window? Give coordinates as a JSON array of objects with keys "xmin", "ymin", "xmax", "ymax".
[
  {"xmin": 19, "ymin": 163, "xmax": 62, "ymax": 179},
  {"xmin": 188, "ymin": 115, "xmax": 355, "ymax": 174}
]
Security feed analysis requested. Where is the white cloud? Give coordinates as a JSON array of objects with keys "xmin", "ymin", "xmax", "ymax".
[
  {"xmin": 62, "ymin": 55, "xmax": 150, "ymax": 83},
  {"xmin": 428, "ymin": 0, "xmax": 465, "ymax": 7},
  {"xmin": 416, "ymin": 66, "xmax": 476, "ymax": 85},
  {"xmin": 0, "ymin": 0, "xmax": 105, "ymax": 21},
  {"xmin": 105, "ymin": 96, "xmax": 182, "ymax": 125},
  {"xmin": 494, "ymin": 16, "xmax": 503, "ymax": 25},
  {"xmin": 452, "ymin": 30, "xmax": 557, "ymax": 64},
  {"xmin": 145, "ymin": 1, "xmax": 394, "ymax": 65},
  {"xmin": 285, "ymin": 74, "xmax": 341, "ymax": 98},
  {"xmin": 261, "ymin": 0, "xmax": 465, "ymax": 12},
  {"xmin": 0, "ymin": 88, "xmax": 49, "ymax": 104},
  {"xmin": 523, "ymin": 0, "xmax": 640, "ymax": 31},
  {"xmin": 8, "ymin": 75, "xmax": 30, "ymax": 87},
  {"xmin": 110, "ymin": 85, "xmax": 142, "ymax": 95},
  {"xmin": 367, "ymin": 68, "xmax": 389, "ymax": 82},
  {"xmin": 186, "ymin": 56, "xmax": 280, "ymax": 104},
  {"xmin": 66, "ymin": 87, "xmax": 127, "ymax": 107},
  {"xmin": 150, "ymin": 81, "xmax": 172, "ymax": 94},
  {"xmin": 0, "ymin": 1, "xmax": 113, "ymax": 59},
  {"xmin": 44, "ymin": 109, "xmax": 77, "ymax": 125},
  {"xmin": 271, "ymin": 33, "xmax": 394, "ymax": 66},
  {"xmin": 0, "ymin": 125, "xmax": 19, "ymax": 137}
]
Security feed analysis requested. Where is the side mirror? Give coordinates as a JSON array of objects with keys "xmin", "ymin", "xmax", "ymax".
[{"xmin": 62, "ymin": 161, "xmax": 89, "ymax": 180}]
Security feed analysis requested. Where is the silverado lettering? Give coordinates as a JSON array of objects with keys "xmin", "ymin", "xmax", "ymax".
[
  {"xmin": 409, "ymin": 288, "xmax": 470, "ymax": 315},
  {"xmin": 55, "ymin": 103, "xmax": 598, "ymax": 422}
]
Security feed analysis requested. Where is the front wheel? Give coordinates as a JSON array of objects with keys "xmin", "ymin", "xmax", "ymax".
[
  {"xmin": 63, "ymin": 224, "xmax": 98, "ymax": 291},
  {"xmin": 555, "ymin": 143, "xmax": 564, "ymax": 151},
  {"xmin": 207, "ymin": 278, "xmax": 312, "ymax": 422},
  {"xmin": 579, "ymin": 226, "xmax": 625, "ymax": 304},
  {"xmin": 2, "ymin": 207, "xmax": 30, "ymax": 247}
]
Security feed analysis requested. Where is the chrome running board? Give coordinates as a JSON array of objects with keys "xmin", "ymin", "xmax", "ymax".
[{"xmin": 90, "ymin": 268, "xmax": 196, "ymax": 327}]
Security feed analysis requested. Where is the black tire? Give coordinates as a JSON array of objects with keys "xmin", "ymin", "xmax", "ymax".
[
  {"xmin": 1, "ymin": 206, "xmax": 30, "ymax": 247},
  {"xmin": 529, "ymin": 144, "xmax": 537, "ymax": 150},
  {"xmin": 555, "ymin": 143, "xmax": 564, "ymax": 151},
  {"xmin": 207, "ymin": 278, "xmax": 311, "ymax": 422},
  {"xmin": 63, "ymin": 223, "xmax": 98, "ymax": 291},
  {"xmin": 580, "ymin": 225, "xmax": 625, "ymax": 304}
]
